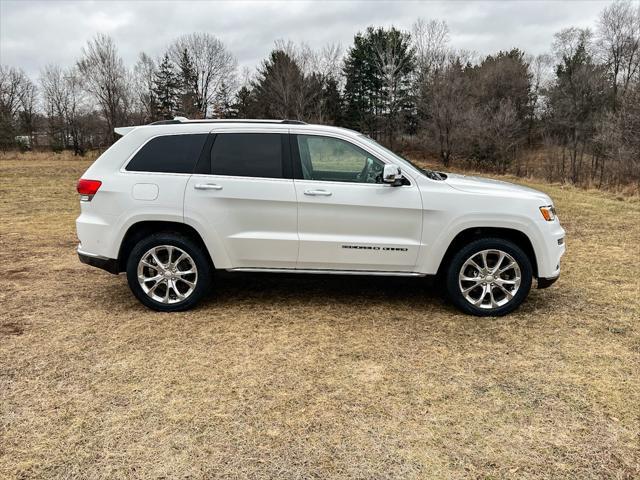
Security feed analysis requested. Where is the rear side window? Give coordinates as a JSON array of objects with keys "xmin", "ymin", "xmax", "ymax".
[
  {"xmin": 210, "ymin": 133, "xmax": 283, "ymax": 178},
  {"xmin": 126, "ymin": 134, "xmax": 207, "ymax": 173}
]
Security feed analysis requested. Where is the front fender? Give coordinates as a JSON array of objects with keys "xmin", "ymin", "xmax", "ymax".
[{"xmin": 416, "ymin": 213, "xmax": 547, "ymax": 276}]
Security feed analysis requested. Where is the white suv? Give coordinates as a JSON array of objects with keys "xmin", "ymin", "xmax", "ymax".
[{"xmin": 76, "ymin": 118, "xmax": 565, "ymax": 316}]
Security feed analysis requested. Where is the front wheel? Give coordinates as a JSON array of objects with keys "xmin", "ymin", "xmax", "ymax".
[
  {"xmin": 445, "ymin": 238, "xmax": 533, "ymax": 316},
  {"xmin": 126, "ymin": 232, "xmax": 212, "ymax": 312}
]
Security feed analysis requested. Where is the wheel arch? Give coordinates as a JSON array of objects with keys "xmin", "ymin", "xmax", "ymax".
[
  {"xmin": 117, "ymin": 221, "xmax": 214, "ymax": 273},
  {"xmin": 435, "ymin": 227, "xmax": 538, "ymax": 279}
]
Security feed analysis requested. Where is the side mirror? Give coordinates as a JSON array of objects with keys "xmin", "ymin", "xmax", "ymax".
[{"xmin": 383, "ymin": 164, "xmax": 403, "ymax": 186}]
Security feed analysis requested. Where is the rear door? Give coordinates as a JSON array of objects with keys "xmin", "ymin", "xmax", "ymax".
[
  {"xmin": 292, "ymin": 132, "xmax": 423, "ymax": 272},
  {"xmin": 184, "ymin": 128, "xmax": 298, "ymax": 269}
]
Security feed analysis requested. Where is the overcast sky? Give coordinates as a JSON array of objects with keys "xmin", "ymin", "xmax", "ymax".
[{"xmin": 1, "ymin": 0, "xmax": 610, "ymax": 78}]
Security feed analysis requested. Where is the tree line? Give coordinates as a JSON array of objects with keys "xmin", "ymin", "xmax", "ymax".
[{"xmin": 1, "ymin": 0, "xmax": 639, "ymax": 191}]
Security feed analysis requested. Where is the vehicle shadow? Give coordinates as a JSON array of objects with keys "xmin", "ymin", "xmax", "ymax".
[{"xmin": 202, "ymin": 270, "xmax": 446, "ymax": 309}]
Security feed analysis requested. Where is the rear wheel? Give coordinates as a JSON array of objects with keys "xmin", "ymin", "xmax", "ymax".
[
  {"xmin": 445, "ymin": 238, "xmax": 532, "ymax": 316},
  {"xmin": 126, "ymin": 232, "xmax": 212, "ymax": 312}
]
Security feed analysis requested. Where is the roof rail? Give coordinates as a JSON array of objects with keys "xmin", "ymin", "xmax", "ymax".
[
  {"xmin": 148, "ymin": 117, "xmax": 307, "ymax": 126},
  {"xmin": 149, "ymin": 119, "xmax": 181, "ymax": 125}
]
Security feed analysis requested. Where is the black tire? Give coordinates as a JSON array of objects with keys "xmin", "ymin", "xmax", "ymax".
[
  {"xmin": 126, "ymin": 232, "xmax": 212, "ymax": 312},
  {"xmin": 445, "ymin": 237, "xmax": 533, "ymax": 316}
]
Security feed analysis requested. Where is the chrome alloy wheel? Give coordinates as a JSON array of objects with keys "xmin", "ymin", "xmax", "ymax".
[
  {"xmin": 458, "ymin": 249, "xmax": 521, "ymax": 310},
  {"xmin": 137, "ymin": 245, "xmax": 198, "ymax": 304}
]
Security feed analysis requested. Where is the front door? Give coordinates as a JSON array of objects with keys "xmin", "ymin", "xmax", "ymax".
[
  {"xmin": 184, "ymin": 130, "xmax": 298, "ymax": 269},
  {"xmin": 292, "ymin": 133, "xmax": 423, "ymax": 272}
]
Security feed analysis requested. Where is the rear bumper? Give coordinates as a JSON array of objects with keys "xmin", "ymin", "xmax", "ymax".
[
  {"xmin": 78, "ymin": 246, "xmax": 119, "ymax": 274},
  {"xmin": 537, "ymin": 274, "xmax": 559, "ymax": 289}
]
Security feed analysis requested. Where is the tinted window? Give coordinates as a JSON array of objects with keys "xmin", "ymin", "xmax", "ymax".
[
  {"xmin": 211, "ymin": 133, "xmax": 283, "ymax": 178},
  {"xmin": 297, "ymin": 134, "xmax": 384, "ymax": 183},
  {"xmin": 126, "ymin": 134, "xmax": 207, "ymax": 173}
]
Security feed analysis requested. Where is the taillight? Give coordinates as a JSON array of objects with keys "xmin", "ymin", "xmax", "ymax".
[{"xmin": 77, "ymin": 179, "xmax": 102, "ymax": 201}]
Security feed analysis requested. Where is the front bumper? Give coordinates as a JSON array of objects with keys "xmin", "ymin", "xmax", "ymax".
[
  {"xmin": 537, "ymin": 274, "xmax": 559, "ymax": 289},
  {"xmin": 535, "ymin": 218, "xmax": 565, "ymax": 278},
  {"xmin": 536, "ymin": 226, "xmax": 564, "ymax": 288},
  {"xmin": 78, "ymin": 246, "xmax": 119, "ymax": 274}
]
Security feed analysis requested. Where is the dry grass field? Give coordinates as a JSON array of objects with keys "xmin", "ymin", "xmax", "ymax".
[{"xmin": 1, "ymin": 151, "xmax": 639, "ymax": 479}]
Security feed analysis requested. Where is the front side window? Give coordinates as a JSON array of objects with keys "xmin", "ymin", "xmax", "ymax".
[
  {"xmin": 210, "ymin": 133, "xmax": 283, "ymax": 179},
  {"xmin": 296, "ymin": 135, "xmax": 385, "ymax": 183},
  {"xmin": 126, "ymin": 134, "xmax": 207, "ymax": 173}
]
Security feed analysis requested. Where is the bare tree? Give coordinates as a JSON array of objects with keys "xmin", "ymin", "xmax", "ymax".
[
  {"xmin": 40, "ymin": 63, "xmax": 67, "ymax": 145},
  {"xmin": 0, "ymin": 66, "xmax": 25, "ymax": 118},
  {"xmin": 239, "ymin": 66, "xmax": 253, "ymax": 88},
  {"xmin": 65, "ymin": 70, "xmax": 91, "ymax": 154},
  {"xmin": 597, "ymin": 0, "xmax": 640, "ymax": 110},
  {"xmin": 318, "ymin": 43, "xmax": 343, "ymax": 82},
  {"xmin": 312, "ymin": 43, "xmax": 344, "ymax": 124},
  {"xmin": 0, "ymin": 65, "xmax": 33, "ymax": 148},
  {"xmin": 526, "ymin": 53, "xmax": 553, "ymax": 143},
  {"xmin": 132, "ymin": 52, "xmax": 157, "ymax": 123},
  {"xmin": 77, "ymin": 34, "xmax": 128, "ymax": 143},
  {"xmin": 425, "ymin": 55, "xmax": 470, "ymax": 167},
  {"xmin": 594, "ymin": 81, "xmax": 640, "ymax": 189},
  {"xmin": 529, "ymin": 54, "xmax": 554, "ymax": 109},
  {"xmin": 468, "ymin": 99, "xmax": 522, "ymax": 173},
  {"xmin": 613, "ymin": 83, "xmax": 640, "ymax": 186},
  {"xmin": 169, "ymin": 33, "xmax": 237, "ymax": 118},
  {"xmin": 18, "ymin": 76, "xmax": 37, "ymax": 146},
  {"xmin": 553, "ymin": 27, "xmax": 594, "ymax": 60},
  {"xmin": 412, "ymin": 19, "xmax": 449, "ymax": 78},
  {"xmin": 41, "ymin": 64, "xmax": 91, "ymax": 154},
  {"xmin": 288, "ymin": 40, "xmax": 316, "ymax": 76}
]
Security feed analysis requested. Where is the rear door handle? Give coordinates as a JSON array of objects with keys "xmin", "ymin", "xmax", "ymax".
[
  {"xmin": 304, "ymin": 189, "xmax": 332, "ymax": 196},
  {"xmin": 194, "ymin": 183, "xmax": 223, "ymax": 191}
]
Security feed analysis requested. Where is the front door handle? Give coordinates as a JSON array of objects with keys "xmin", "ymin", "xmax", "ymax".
[
  {"xmin": 304, "ymin": 189, "xmax": 332, "ymax": 196},
  {"xmin": 194, "ymin": 183, "xmax": 223, "ymax": 191}
]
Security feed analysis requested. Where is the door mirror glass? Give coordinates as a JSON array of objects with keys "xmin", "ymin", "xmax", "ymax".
[{"xmin": 383, "ymin": 164, "xmax": 403, "ymax": 185}]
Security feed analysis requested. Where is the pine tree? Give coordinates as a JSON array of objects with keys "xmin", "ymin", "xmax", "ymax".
[
  {"xmin": 343, "ymin": 30, "xmax": 381, "ymax": 134},
  {"xmin": 214, "ymin": 81, "xmax": 233, "ymax": 118},
  {"xmin": 252, "ymin": 50, "xmax": 306, "ymax": 119},
  {"xmin": 342, "ymin": 26, "xmax": 415, "ymax": 143},
  {"xmin": 547, "ymin": 41, "xmax": 608, "ymax": 183},
  {"xmin": 231, "ymin": 86, "xmax": 254, "ymax": 118},
  {"xmin": 152, "ymin": 53, "xmax": 179, "ymax": 119},
  {"xmin": 176, "ymin": 49, "xmax": 199, "ymax": 118},
  {"xmin": 322, "ymin": 77, "xmax": 342, "ymax": 125}
]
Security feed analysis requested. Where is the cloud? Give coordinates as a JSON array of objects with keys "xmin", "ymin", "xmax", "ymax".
[{"xmin": 0, "ymin": 0, "xmax": 609, "ymax": 78}]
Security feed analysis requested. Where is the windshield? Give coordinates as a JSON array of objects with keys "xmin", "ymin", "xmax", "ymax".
[{"xmin": 357, "ymin": 135, "xmax": 445, "ymax": 180}]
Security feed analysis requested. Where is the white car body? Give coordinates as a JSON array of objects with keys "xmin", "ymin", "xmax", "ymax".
[{"xmin": 76, "ymin": 120, "xmax": 565, "ymax": 297}]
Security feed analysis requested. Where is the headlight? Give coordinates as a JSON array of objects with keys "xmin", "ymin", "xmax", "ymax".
[{"xmin": 539, "ymin": 205, "xmax": 556, "ymax": 221}]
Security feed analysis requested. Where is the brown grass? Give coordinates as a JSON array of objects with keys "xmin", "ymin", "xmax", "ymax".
[{"xmin": 1, "ymin": 151, "xmax": 639, "ymax": 479}]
